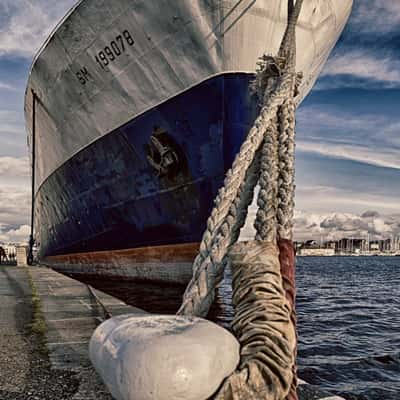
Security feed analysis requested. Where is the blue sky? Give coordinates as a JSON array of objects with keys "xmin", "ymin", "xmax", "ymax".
[
  {"xmin": 293, "ymin": 1, "xmax": 400, "ymax": 240},
  {"xmin": 0, "ymin": 0, "xmax": 399, "ymax": 243}
]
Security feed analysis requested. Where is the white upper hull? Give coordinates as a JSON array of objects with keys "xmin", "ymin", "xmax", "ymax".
[{"xmin": 25, "ymin": 0, "xmax": 352, "ymax": 192}]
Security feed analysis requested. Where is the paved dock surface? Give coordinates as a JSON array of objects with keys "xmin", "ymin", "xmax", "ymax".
[
  {"xmin": 0, "ymin": 266, "xmax": 32, "ymax": 395},
  {"xmin": 0, "ymin": 265, "xmax": 344, "ymax": 400},
  {"xmin": 0, "ymin": 266, "xmax": 79, "ymax": 399},
  {"xmin": 0, "ymin": 265, "xmax": 141, "ymax": 399},
  {"xmin": 28, "ymin": 266, "xmax": 141, "ymax": 371}
]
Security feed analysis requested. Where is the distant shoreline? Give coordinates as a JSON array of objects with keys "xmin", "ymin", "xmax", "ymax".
[{"xmin": 297, "ymin": 254, "xmax": 400, "ymax": 257}]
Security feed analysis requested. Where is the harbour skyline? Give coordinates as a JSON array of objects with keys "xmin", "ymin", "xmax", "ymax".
[{"xmin": 0, "ymin": 0, "xmax": 399, "ymax": 243}]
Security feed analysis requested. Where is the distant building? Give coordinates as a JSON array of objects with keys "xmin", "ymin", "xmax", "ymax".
[
  {"xmin": 336, "ymin": 238, "xmax": 366, "ymax": 254},
  {"xmin": 370, "ymin": 242, "xmax": 380, "ymax": 251},
  {"xmin": 298, "ymin": 248, "xmax": 335, "ymax": 256},
  {"xmin": 295, "ymin": 236, "xmax": 400, "ymax": 256},
  {"xmin": 303, "ymin": 240, "xmax": 319, "ymax": 248},
  {"xmin": 16, "ymin": 246, "xmax": 28, "ymax": 266},
  {"xmin": 297, "ymin": 240, "xmax": 335, "ymax": 256},
  {"xmin": 325, "ymin": 241, "xmax": 337, "ymax": 250},
  {"xmin": 3, "ymin": 244, "xmax": 17, "ymax": 259}
]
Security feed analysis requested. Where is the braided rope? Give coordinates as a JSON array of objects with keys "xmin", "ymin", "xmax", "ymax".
[
  {"xmin": 277, "ymin": 99, "xmax": 296, "ymax": 240},
  {"xmin": 228, "ymin": 152, "xmax": 262, "ymax": 246},
  {"xmin": 207, "ymin": 154, "xmax": 262, "ymax": 286},
  {"xmin": 279, "ymin": 0, "xmax": 302, "ymax": 65},
  {"xmin": 175, "ymin": 1, "xmax": 303, "ymax": 398},
  {"xmin": 178, "ymin": 73, "xmax": 297, "ymax": 317},
  {"xmin": 275, "ymin": 3, "xmax": 301, "ymax": 397},
  {"xmin": 178, "ymin": 0, "xmax": 303, "ymax": 318},
  {"xmin": 254, "ymin": 116, "xmax": 279, "ymax": 242}
]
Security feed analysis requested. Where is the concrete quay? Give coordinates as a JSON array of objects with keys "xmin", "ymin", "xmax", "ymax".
[
  {"xmin": 0, "ymin": 264, "xmax": 142, "ymax": 400},
  {"xmin": 0, "ymin": 264, "xmax": 344, "ymax": 400},
  {"xmin": 27, "ymin": 266, "xmax": 142, "ymax": 371}
]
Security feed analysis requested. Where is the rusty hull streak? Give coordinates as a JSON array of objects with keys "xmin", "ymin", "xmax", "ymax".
[{"xmin": 44, "ymin": 242, "xmax": 200, "ymax": 265}]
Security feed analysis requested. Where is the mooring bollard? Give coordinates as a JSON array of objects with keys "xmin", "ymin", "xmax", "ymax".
[{"xmin": 90, "ymin": 314, "xmax": 240, "ymax": 400}]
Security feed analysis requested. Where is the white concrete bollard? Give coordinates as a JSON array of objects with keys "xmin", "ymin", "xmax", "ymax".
[{"xmin": 89, "ymin": 314, "xmax": 240, "ymax": 400}]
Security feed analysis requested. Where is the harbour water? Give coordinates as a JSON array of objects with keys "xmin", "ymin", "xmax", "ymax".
[{"xmin": 77, "ymin": 256, "xmax": 400, "ymax": 400}]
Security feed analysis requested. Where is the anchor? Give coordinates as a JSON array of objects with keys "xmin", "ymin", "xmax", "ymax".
[{"xmin": 147, "ymin": 127, "xmax": 179, "ymax": 177}]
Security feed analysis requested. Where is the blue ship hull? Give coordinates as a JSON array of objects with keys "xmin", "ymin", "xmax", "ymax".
[
  {"xmin": 37, "ymin": 73, "xmax": 259, "ymax": 275},
  {"xmin": 25, "ymin": 0, "xmax": 354, "ymax": 282}
]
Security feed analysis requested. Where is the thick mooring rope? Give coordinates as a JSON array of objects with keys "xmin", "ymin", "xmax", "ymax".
[
  {"xmin": 178, "ymin": 0, "xmax": 301, "ymax": 318},
  {"xmin": 178, "ymin": 0, "xmax": 303, "ymax": 398},
  {"xmin": 213, "ymin": 242, "xmax": 295, "ymax": 400}
]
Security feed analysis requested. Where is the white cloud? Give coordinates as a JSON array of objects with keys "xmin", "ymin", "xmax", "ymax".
[
  {"xmin": 321, "ymin": 51, "xmax": 400, "ymax": 85},
  {"xmin": 0, "ymin": 109, "xmax": 29, "ymax": 158},
  {"xmin": 0, "ymin": 224, "xmax": 30, "ymax": 244},
  {"xmin": 0, "ymin": 156, "xmax": 29, "ymax": 177},
  {"xmin": 0, "ymin": 185, "xmax": 30, "ymax": 226},
  {"xmin": 296, "ymin": 141, "xmax": 400, "ymax": 170},
  {"xmin": 0, "ymin": 82, "xmax": 17, "ymax": 91},
  {"xmin": 297, "ymin": 106, "xmax": 381, "ymax": 137},
  {"xmin": 240, "ymin": 201, "xmax": 400, "ymax": 242},
  {"xmin": 239, "ymin": 180, "xmax": 400, "ymax": 241},
  {"xmin": 0, "ymin": 110, "xmax": 25, "ymax": 135},
  {"xmin": 295, "ymin": 184, "xmax": 400, "ymax": 216},
  {"xmin": 292, "ymin": 209, "xmax": 400, "ymax": 241},
  {"xmin": 0, "ymin": 0, "xmax": 77, "ymax": 57},
  {"xmin": 316, "ymin": 2, "xmax": 400, "ymax": 88},
  {"xmin": 296, "ymin": 106, "xmax": 400, "ymax": 168},
  {"xmin": 351, "ymin": 1, "xmax": 400, "ymax": 34}
]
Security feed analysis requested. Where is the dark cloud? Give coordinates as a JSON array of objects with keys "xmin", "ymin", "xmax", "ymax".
[{"xmin": 361, "ymin": 210, "xmax": 380, "ymax": 218}]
